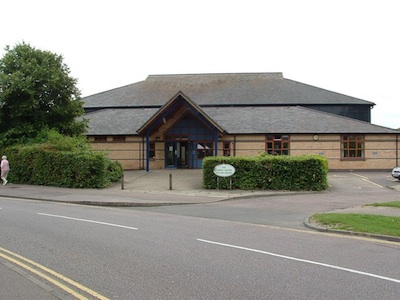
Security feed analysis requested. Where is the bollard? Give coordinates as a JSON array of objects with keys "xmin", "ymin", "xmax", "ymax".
[
  {"xmin": 121, "ymin": 173, "xmax": 124, "ymax": 190},
  {"xmin": 169, "ymin": 173, "xmax": 172, "ymax": 190}
]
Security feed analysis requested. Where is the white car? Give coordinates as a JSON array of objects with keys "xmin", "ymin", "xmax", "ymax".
[{"xmin": 392, "ymin": 167, "xmax": 400, "ymax": 180}]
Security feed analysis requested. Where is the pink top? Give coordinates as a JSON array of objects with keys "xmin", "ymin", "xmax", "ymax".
[{"xmin": 1, "ymin": 159, "xmax": 9, "ymax": 171}]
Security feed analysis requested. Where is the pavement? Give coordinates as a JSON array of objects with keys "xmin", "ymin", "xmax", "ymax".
[{"xmin": 0, "ymin": 169, "xmax": 295, "ymax": 206}]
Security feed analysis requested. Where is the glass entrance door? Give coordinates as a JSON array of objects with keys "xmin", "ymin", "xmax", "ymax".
[
  {"xmin": 165, "ymin": 142, "xmax": 177, "ymax": 168},
  {"xmin": 178, "ymin": 141, "xmax": 189, "ymax": 168}
]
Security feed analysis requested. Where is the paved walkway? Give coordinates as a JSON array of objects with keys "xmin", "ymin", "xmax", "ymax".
[
  {"xmin": 0, "ymin": 170, "xmax": 296, "ymax": 206},
  {"xmin": 0, "ymin": 170, "xmax": 399, "ymax": 211}
]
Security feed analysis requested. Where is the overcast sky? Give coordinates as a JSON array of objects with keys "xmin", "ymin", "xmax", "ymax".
[{"xmin": 1, "ymin": 0, "xmax": 399, "ymax": 129}]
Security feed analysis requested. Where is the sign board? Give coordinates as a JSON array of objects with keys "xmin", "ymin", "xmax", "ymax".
[{"xmin": 213, "ymin": 164, "xmax": 236, "ymax": 177}]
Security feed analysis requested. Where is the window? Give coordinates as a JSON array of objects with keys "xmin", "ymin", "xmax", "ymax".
[
  {"xmin": 94, "ymin": 136, "xmax": 107, "ymax": 143},
  {"xmin": 341, "ymin": 135, "xmax": 365, "ymax": 160},
  {"xmin": 223, "ymin": 142, "xmax": 231, "ymax": 157},
  {"xmin": 113, "ymin": 136, "xmax": 126, "ymax": 142},
  {"xmin": 266, "ymin": 135, "xmax": 290, "ymax": 155},
  {"xmin": 149, "ymin": 142, "xmax": 156, "ymax": 159},
  {"xmin": 197, "ymin": 142, "xmax": 213, "ymax": 159}
]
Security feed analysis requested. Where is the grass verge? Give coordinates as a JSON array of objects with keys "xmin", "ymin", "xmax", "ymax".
[
  {"xmin": 310, "ymin": 213, "xmax": 400, "ymax": 237},
  {"xmin": 366, "ymin": 201, "xmax": 400, "ymax": 208}
]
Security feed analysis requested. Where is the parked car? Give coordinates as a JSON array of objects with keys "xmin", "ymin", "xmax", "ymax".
[{"xmin": 392, "ymin": 167, "xmax": 400, "ymax": 180}]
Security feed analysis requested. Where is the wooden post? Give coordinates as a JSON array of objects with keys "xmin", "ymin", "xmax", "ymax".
[{"xmin": 169, "ymin": 173, "xmax": 172, "ymax": 190}]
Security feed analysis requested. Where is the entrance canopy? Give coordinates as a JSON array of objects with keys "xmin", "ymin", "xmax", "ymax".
[{"xmin": 137, "ymin": 92, "xmax": 225, "ymax": 171}]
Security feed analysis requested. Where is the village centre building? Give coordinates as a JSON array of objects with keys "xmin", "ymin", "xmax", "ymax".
[{"xmin": 82, "ymin": 73, "xmax": 399, "ymax": 171}]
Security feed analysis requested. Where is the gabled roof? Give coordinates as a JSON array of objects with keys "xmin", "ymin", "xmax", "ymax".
[
  {"xmin": 85, "ymin": 106, "xmax": 397, "ymax": 136},
  {"xmin": 82, "ymin": 72, "xmax": 395, "ymax": 137},
  {"xmin": 137, "ymin": 92, "xmax": 224, "ymax": 135},
  {"xmin": 83, "ymin": 73, "xmax": 375, "ymax": 109}
]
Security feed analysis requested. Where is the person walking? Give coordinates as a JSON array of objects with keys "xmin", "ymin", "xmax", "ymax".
[{"xmin": 1, "ymin": 155, "xmax": 10, "ymax": 185}]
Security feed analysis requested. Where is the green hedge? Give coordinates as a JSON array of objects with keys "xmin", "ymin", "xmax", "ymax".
[
  {"xmin": 203, "ymin": 155, "xmax": 328, "ymax": 191},
  {"xmin": 2, "ymin": 144, "xmax": 123, "ymax": 188}
]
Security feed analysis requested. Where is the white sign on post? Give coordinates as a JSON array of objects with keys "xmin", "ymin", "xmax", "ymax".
[
  {"xmin": 213, "ymin": 164, "xmax": 235, "ymax": 189},
  {"xmin": 213, "ymin": 164, "xmax": 236, "ymax": 177}
]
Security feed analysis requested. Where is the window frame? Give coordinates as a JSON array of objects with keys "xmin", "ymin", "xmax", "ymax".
[
  {"xmin": 94, "ymin": 136, "xmax": 107, "ymax": 143},
  {"xmin": 223, "ymin": 141, "xmax": 231, "ymax": 157},
  {"xmin": 265, "ymin": 134, "xmax": 290, "ymax": 155},
  {"xmin": 341, "ymin": 134, "xmax": 365, "ymax": 161},
  {"xmin": 197, "ymin": 141, "xmax": 213, "ymax": 159},
  {"xmin": 149, "ymin": 142, "xmax": 156, "ymax": 160},
  {"xmin": 112, "ymin": 136, "xmax": 126, "ymax": 143}
]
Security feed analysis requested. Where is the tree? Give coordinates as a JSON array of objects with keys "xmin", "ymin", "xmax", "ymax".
[{"xmin": 0, "ymin": 42, "xmax": 87, "ymax": 145}]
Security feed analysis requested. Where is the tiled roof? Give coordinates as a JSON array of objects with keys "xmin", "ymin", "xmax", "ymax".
[
  {"xmin": 85, "ymin": 108, "xmax": 158, "ymax": 135},
  {"xmin": 82, "ymin": 73, "xmax": 394, "ymax": 136},
  {"xmin": 203, "ymin": 106, "xmax": 397, "ymax": 134},
  {"xmin": 85, "ymin": 106, "xmax": 397, "ymax": 135},
  {"xmin": 83, "ymin": 73, "xmax": 374, "ymax": 108}
]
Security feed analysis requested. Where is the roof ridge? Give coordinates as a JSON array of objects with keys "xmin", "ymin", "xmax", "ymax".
[{"xmin": 146, "ymin": 72, "xmax": 283, "ymax": 79}]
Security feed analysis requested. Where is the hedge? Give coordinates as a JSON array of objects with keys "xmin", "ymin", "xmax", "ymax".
[
  {"xmin": 2, "ymin": 144, "xmax": 123, "ymax": 188},
  {"xmin": 203, "ymin": 155, "xmax": 328, "ymax": 191}
]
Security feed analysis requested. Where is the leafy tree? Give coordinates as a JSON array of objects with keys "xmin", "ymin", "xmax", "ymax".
[{"xmin": 0, "ymin": 42, "xmax": 87, "ymax": 146}]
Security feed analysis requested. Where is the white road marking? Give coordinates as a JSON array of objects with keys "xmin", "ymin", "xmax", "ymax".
[
  {"xmin": 351, "ymin": 172, "xmax": 369, "ymax": 180},
  {"xmin": 361, "ymin": 178, "xmax": 383, "ymax": 187},
  {"xmin": 38, "ymin": 213, "xmax": 138, "ymax": 230},
  {"xmin": 351, "ymin": 173, "xmax": 383, "ymax": 187},
  {"xmin": 197, "ymin": 238, "xmax": 400, "ymax": 284}
]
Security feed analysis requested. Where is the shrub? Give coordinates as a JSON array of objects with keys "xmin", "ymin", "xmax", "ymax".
[
  {"xmin": 1, "ymin": 134, "xmax": 123, "ymax": 188},
  {"xmin": 203, "ymin": 155, "xmax": 328, "ymax": 191}
]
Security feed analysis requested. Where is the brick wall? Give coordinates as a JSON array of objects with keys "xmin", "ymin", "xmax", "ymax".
[{"xmin": 89, "ymin": 133, "xmax": 399, "ymax": 170}]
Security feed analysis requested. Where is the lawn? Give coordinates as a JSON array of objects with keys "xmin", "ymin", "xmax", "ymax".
[{"xmin": 310, "ymin": 201, "xmax": 400, "ymax": 237}]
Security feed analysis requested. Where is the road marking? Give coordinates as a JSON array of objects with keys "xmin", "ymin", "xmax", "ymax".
[
  {"xmin": 388, "ymin": 179, "xmax": 398, "ymax": 182},
  {"xmin": 38, "ymin": 213, "xmax": 138, "ymax": 230},
  {"xmin": 197, "ymin": 238, "xmax": 400, "ymax": 284},
  {"xmin": 361, "ymin": 178, "xmax": 383, "ymax": 187},
  {"xmin": 0, "ymin": 246, "xmax": 109, "ymax": 299},
  {"xmin": 351, "ymin": 172, "xmax": 383, "ymax": 187},
  {"xmin": 216, "ymin": 219, "xmax": 400, "ymax": 245},
  {"xmin": 351, "ymin": 172, "xmax": 369, "ymax": 179}
]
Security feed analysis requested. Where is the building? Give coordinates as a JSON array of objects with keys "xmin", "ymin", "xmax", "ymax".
[{"xmin": 82, "ymin": 73, "xmax": 399, "ymax": 171}]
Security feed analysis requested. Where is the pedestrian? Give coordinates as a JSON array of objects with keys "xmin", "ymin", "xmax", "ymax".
[{"xmin": 1, "ymin": 155, "xmax": 10, "ymax": 185}]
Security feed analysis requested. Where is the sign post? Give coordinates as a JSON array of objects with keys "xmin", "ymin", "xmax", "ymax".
[{"xmin": 213, "ymin": 164, "xmax": 236, "ymax": 189}]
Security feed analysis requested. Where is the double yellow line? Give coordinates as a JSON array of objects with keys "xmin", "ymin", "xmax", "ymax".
[{"xmin": 0, "ymin": 246, "xmax": 109, "ymax": 300}]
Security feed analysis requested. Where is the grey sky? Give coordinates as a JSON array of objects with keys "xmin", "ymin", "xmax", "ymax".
[{"xmin": 1, "ymin": 0, "xmax": 399, "ymax": 128}]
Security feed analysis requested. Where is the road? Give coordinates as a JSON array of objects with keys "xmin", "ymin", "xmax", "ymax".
[
  {"xmin": 128, "ymin": 172, "xmax": 400, "ymax": 228},
  {"xmin": 1, "ymin": 172, "xmax": 400, "ymax": 299}
]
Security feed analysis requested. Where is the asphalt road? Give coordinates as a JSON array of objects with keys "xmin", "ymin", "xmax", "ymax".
[
  {"xmin": 1, "ymin": 173, "xmax": 400, "ymax": 300},
  {"xmin": 127, "ymin": 171, "xmax": 400, "ymax": 228}
]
